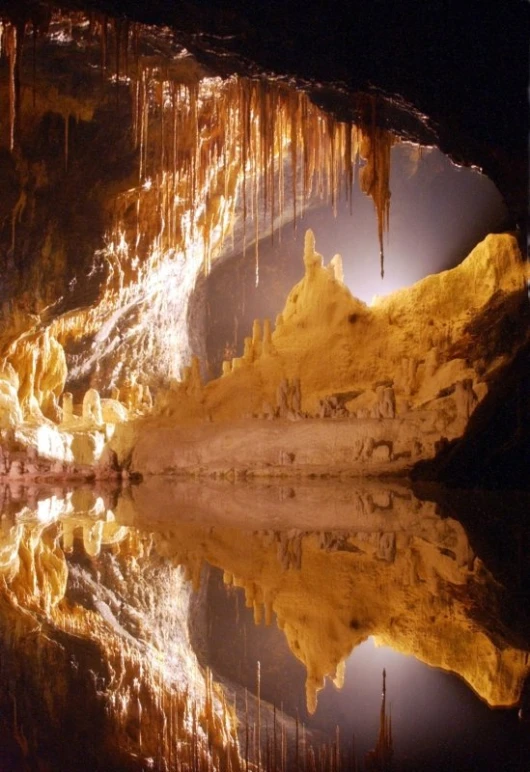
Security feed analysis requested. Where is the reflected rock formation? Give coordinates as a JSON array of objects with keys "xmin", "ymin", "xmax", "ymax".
[
  {"xmin": 117, "ymin": 479, "xmax": 530, "ymax": 716},
  {"xmin": 0, "ymin": 479, "xmax": 529, "ymax": 769},
  {"xmin": 0, "ymin": 483, "xmax": 239, "ymax": 771}
]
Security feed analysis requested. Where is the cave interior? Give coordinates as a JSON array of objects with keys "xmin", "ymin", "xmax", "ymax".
[{"xmin": 0, "ymin": 1, "xmax": 529, "ymax": 771}]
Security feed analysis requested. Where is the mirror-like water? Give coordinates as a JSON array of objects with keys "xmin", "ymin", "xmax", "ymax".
[
  {"xmin": 204, "ymin": 567, "xmax": 528, "ymax": 771},
  {"xmin": 0, "ymin": 479, "xmax": 528, "ymax": 771}
]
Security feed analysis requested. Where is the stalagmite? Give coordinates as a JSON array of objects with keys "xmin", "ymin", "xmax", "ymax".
[
  {"xmin": 303, "ymin": 228, "xmax": 323, "ymax": 277},
  {"xmin": 61, "ymin": 392, "xmax": 74, "ymax": 423},
  {"xmin": 0, "ymin": 17, "xmax": 402, "ymax": 423},
  {"xmin": 243, "ymin": 337, "xmax": 253, "ymax": 363},
  {"xmin": 252, "ymin": 320, "xmax": 262, "ymax": 345},
  {"xmin": 82, "ymin": 388, "xmax": 103, "ymax": 425},
  {"xmin": 329, "ymin": 254, "xmax": 344, "ymax": 283},
  {"xmin": 252, "ymin": 320, "xmax": 262, "ymax": 358},
  {"xmin": 291, "ymin": 378, "xmax": 302, "ymax": 414},
  {"xmin": 262, "ymin": 319, "xmax": 273, "ymax": 356}
]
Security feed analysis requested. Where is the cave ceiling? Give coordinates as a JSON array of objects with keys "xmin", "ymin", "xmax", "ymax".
[
  {"xmin": 2, "ymin": 0, "xmax": 528, "ymax": 223},
  {"xmin": 4, "ymin": 0, "xmax": 527, "ymax": 221}
]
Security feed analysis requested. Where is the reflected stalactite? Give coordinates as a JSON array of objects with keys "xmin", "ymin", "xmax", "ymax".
[
  {"xmin": 365, "ymin": 669, "xmax": 393, "ymax": 771},
  {"xmin": 0, "ymin": 510, "xmax": 242, "ymax": 771}
]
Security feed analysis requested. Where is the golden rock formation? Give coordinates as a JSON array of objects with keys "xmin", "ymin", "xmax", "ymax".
[
  {"xmin": 0, "ymin": 12, "xmax": 400, "ymax": 409},
  {"xmin": 0, "ymin": 479, "xmax": 528, "ymax": 768},
  {"xmin": 115, "ymin": 477, "xmax": 530, "ymax": 715},
  {"xmin": 112, "ymin": 229, "xmax": 524, "ymax": 478},
  {"xmin": 0, "ymin": 489, "xmax": 240, "ymax": 771}
]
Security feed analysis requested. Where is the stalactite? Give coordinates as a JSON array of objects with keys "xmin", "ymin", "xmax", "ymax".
[
  {"xmin": 31, "ymin": 23, "xmax": 37, "ymax": 109},
  {"xmin": 66, "ymin": 41, "xmax": 398, "ymax": 384},
  {"xmin": 358, "ymin": 98, "xmax": 394, "ymax": 278},
  {"xmin": 290, "ymin": 92, "xmax": 298, "ymax": 227},
  {"xmin": 113, "ymin": 18, "xmax": 121, "ymax": 91},
  {"xmin": 100, "ymin": 15, "xmax": 107, "ymax": 74},
  {"xmin": 4, "ymin": 22, "xmax": 19, "ymax": 152},
  {"xmin": 0, "ymin": 15, "xmax": 401, "ymax": 400},
  {"xmin": 64, "ymin": 114, "xmax": 69, "ymax": 171}
]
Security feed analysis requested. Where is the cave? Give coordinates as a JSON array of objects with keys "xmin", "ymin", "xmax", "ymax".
[{"xmin": 0, "ymin": 2, "xmax": 529, "ymax": 771}]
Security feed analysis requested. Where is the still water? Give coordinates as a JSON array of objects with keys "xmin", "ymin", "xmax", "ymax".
[{"xmin": 0, "ymin": 478, "xmax": 528, "ymax": 771}]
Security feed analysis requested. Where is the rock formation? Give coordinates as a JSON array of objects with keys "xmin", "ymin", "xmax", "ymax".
[
  {"xmin": 111, "ymin": 229, "xmax": 525, "ymax": 479},
  {"xmin": 0, "ymin": 485, "xmax": 240, "ymax": 771},
  {"xmin": 0, "ymin": 479, "xmax": 528, "ymax": 770}
]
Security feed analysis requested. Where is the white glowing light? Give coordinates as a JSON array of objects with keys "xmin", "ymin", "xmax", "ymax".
[{"xmin": 49, "ymin": 29, "xmax": 74, "ymax": 44}]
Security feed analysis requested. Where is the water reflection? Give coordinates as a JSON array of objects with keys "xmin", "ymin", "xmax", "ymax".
[{"xmin": 0, "ymin": 479, "xmax": 528, "ymax": 771}]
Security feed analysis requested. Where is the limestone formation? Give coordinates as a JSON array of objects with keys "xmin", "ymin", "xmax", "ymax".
[
  {"xmin": 318, "ymin": 395, "xmax": 349, "ymax": 419},
  {"xmin": 251, "ymin": 319, "xmax": 262, "ymax": 359},
  {"xmin": 424, "ymin": 348, "xmax": 439, "ymax": 381},
  {"xmin": 0, "ymin": 373, "xmax": 23, "ymax": 429},
  {"xmin": 82, "ymin": 388, "xmax": 103, "ymax": 425},
  {"xmin": 243, "ymin": 337, "xmax": 253, "ymax": 363},
  {"xmin": 303, "ymin": 228, "xmax": 324, "ymax": 277},
  {"xmin": 381, "ymin": 386, "xmax": 396, "ymax": 418},
  {"xmin": 276, "ymin": 378, "xmax": 290, "ymax": 417},
  {"xmin": 290, "ymin": 378, "xmax": 302, "ymax": 414},
  {"xmin": 101, "ymin": 398, "xmax": 129, "ymax": 424},
  {"xmin": 261, "ymin": 401, "xmax": 275, "ymax": 420},
  {"xmin": 262, "ymin": 318, "xmax": 273, "ymax": 355},
  {"xmin": 0, "ymin": 445, "xmax": 7, "ymax": 474},
  {"xmin": 188, "ymin": 356, "xmax": 203, "ymax": 395},
  {"xmin": 0, "ymin": 228, "xmax": 523, "ymax": 478},
  {"xmin": 454, "ymin": 379, "xmax": 478, "ymax": 420},
  {"xmin": 398, "ymin": 357, "xmax": 418, "ymax": 395},
  {"xmin": 95, "ymin": 446, "xmax": 121, "ymax": 480},
  {"xmin": 121, "ymin": 373, "xmax": 143, "ymax": 411},
  {"xmin": 142, "ymin": 384, "xmax": 153, "ymax": 410},
  {"xmin": 328, "ymin": 253, "xmax": 344, "ymax": 283},
  {"xmin": 8, "ymin": 460, "xmax": 24, "ymax": 478},
  {"xmin": 61, "ymin": 392, "xmax": 74, "ymax": 423}
]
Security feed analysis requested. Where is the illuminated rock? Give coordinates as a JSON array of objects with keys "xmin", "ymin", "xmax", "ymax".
[
  {"xmin": 252, "ymin": 319, "xmax": 262, "ymax": 360},
  {"xmin": 116, "ymin": 229, "xmax": 523, "ymax": 476},
  {"xmin": 0, "ymin": 497, "xmax": 239, "ymax": 771},
  {"xmin": 101, "ymin": 398, "xmax": 129, "ymax": 424},
  {"xmin": 120, "ymin": 373, "xmax": 143, "ymax": 412},
  {"xmin": 328, "ymin": 253, "xmax": 344, "ymax": 284},
  {"xmin": 61, "ymin": 391, "xmax": 74, "ymax": 423},
  {"xmin": 262, "ymin": 318, "xmax": 273, "ymax": 356},
  {"xmin": 0, "ymin": 370, "xmax": 23, "ymax": 428},
  {"xmin": 82, "ymin": 388, "xmax": 103, "ymax": 426},
  {"xmin": 94, "ymin": 446, "xmax": 121, "ymax": 481},
  {"xmin": 125, "ymin": 477, "xmax": 530, "ymax": 714}
]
